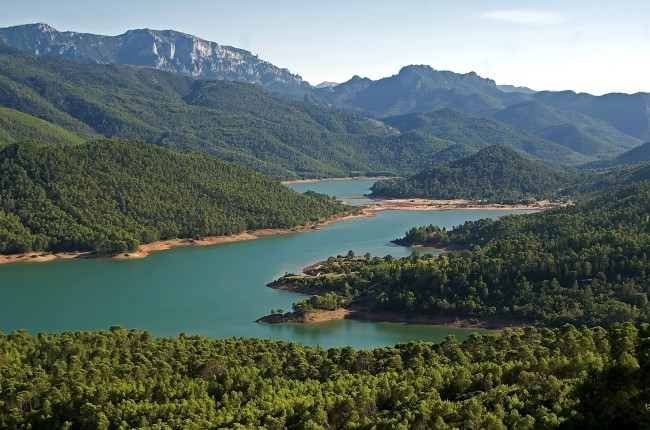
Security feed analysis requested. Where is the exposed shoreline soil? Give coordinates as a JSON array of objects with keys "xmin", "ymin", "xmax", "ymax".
[
  {"xmin": 281, "ymin": 176, "xmax": 394, "ymax": 184},
  {"xmin": 365, "ymin": 197, "xmax": 560, "ymax": 212},
  {"xmin": 257, "ymin": 307, "xmax": 528, "ymax": 330},
  {"xmin": 0, "ymin": 211, "xmax": 369, "ymax": 265}
]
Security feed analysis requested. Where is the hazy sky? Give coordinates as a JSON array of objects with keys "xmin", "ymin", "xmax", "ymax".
[{"xmin": 2, "ymin": 0, "xmax": 649, "ymax": 95}]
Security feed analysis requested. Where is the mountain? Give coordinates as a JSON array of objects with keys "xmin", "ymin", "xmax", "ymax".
[
  {"xmin": 370, "ymin": 145, "xmax": 570, "ymax": 202},
  {"xmin": 0, "ymin": 23, "xmax": 310, "ymax": 97},
  {"xmin": 313, "ymin": 65, "xmax": 530, "ymax": 116},
  {"xmin": 0, "ymin": 107, "xmax": 88, "ymax": 145},
  {"xmin": 0, "ymin": 140, "xmax": 351, "ymax": 254},
  {"xmin": 491, "ymin": 101, "xmax": 642, "ymax": 158},
  {"xmin": 310, "ymin": 65, "xmax": 650, "ymax": 148},
  {"xmin": 533, "ymin": 90, "xmax": 650, "ymax": 140},
  {"xmin": 497, "ymin": 84, "xmax": 536, "ymax": 94},
  {"xmin": 0, "ymin": 44, "xmax": 477, "ymax": 179},
  {"xmin": 315, "ymin": 81, "xmax": 338, "ymax": 88},
  {"xmin": 382, "ymin": 108, "xmax": 592, "ymax": 165}
]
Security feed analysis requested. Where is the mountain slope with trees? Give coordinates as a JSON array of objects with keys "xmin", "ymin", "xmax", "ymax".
[
  {"xmin": 370, "ymin": 146, "xmax": 571, "ymax": 202},
  {"xmin": 382, "ymin": 108, "xmax": 592, "ymax": 164},
  {"xmin": 491, "ymin": 101, "xmax": 642, "ymax": 158},
  {"xmin": 315, "ymin": 65, "xmax": 528, "ymax": 116},
  {"xmin": 606, "ymin": 141, "xmax": 650, "ymax": 166},
  {"xmin": 533, "ymin": 90, "xmax": 650, "ymax": 140},
  {"xmin": 0, "ymin": 140, "xmax": 353, "ymax": 254}
]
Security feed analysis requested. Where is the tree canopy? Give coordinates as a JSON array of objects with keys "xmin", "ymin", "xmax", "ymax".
[{"xmin": 1, "ymin": 324, "xmax": 649, "ymax": 429}]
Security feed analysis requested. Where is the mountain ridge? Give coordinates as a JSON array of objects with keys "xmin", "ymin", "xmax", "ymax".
[{"xmin": 0, "ymin": 23, "xmax": 310, "ymax": 97}]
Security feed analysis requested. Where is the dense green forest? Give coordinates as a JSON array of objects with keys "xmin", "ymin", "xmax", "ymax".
[
  {"xmin": 274, "ymin": 179, "xmax": 650, "ymax": 327},
  {"xmin": 370, "ymin": 146, "xmax": 572, "ymax": 203},
  {"xmin": 0, "ymin": 140, "xmax": 353, "ymax": 254},
  {"xmin": 1, "ymin": 325, "xmax": 648, "ymax": 429}
]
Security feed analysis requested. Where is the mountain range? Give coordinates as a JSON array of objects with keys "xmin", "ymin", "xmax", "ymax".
[{"xmin": 1, "ymin": 22, "xmax": 650, "ymax": 174}]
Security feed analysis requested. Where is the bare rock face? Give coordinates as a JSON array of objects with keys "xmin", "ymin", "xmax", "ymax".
[{"xmin": 0, "ymin": 23, "xmax": 310, "ymax": 95}]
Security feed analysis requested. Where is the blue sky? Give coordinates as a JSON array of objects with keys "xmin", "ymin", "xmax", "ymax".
[{"xmin": 2, "ymin": 0, "xmax": 649, "ymax": 94}]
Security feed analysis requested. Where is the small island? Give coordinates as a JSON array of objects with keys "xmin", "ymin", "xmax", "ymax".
[{"xmin": 257, "ymin": 250, "xmax": 529, "ymax": 329}]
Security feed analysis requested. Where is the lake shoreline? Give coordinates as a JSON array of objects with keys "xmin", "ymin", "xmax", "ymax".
[{"xmin": 0, "ymin": 199, "xmax": 551, "ymax": 265}]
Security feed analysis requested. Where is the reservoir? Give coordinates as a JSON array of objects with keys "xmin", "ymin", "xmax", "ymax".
[{"xmin": 0, "ymin": 179, "xmax": 532, "ymax": 349}]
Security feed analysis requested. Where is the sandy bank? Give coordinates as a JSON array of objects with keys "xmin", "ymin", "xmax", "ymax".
[
  {"xmin": 257, "ymin": 306, "xmax": 528, "ymax": 330},
  {"xmin": 365, "ymin": 197, "xmax": 561, "ymax": 212}
]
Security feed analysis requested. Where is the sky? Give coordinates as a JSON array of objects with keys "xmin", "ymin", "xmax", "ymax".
[{"xmin": 1, "ymin": 0, "xmax": 649, "ymax": 95}]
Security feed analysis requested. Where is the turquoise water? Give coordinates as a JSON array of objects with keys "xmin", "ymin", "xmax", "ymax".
[{"xmin": 0, "ymin": 180, "xmax": 532, "ymax": 349}]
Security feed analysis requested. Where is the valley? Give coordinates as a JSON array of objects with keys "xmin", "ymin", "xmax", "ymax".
[{"xmin": 1, "ymin": 11, "xmax": 650, "ymax": 428}]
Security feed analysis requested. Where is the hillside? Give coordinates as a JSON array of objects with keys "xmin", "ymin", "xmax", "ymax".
[
  {"xmin": 0, "ymin": 140, "xmax": 352, "ymax": 254},
  {"xmin": 370, "ymin": 146, "xmax": 571, "ymax": 202},
  {"xmin": 0, "ymin": 107, "xmax": 88, "ymax": 145},
  {"xmin": 0, "ymin": 23, "xmax": 310, "ymax": 97},
  {"xmin": 382, "ymin": 108, "xmax": 592, "ymax": 164},
  {"xmin": 491, "ymin": 101, "xmax": 642, "ymax": 158}
]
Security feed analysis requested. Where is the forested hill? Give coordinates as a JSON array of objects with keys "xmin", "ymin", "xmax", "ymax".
[
  {"xmin": 0, "ymin": 140, "xmax": 352, "ymax": 254},
  {"xmin": 0, "ymin": 107, "xmax": 88, "ymax": 145},
  {"xmin": 274, "ymin": 179, "xmax": 650, "ymax": 328},
  {"xmin": 381, "ymin": 108, "xmax": 591, "ymax": 165},
  {"xmin": 1, "ymin": 325, "xmax": 648, "ymax": 428},
  {"xmin": 0, "ymin": 44, "xmax": 476, "ymax": 180},
  {"xmin": 370, "ymin": 146, "xmax": 571, "ymax": 202}
]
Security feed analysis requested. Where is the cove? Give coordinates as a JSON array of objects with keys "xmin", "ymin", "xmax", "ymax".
[{"xmin": 0, "ymin": 180, "xmax": 534, "ymax": 349}]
